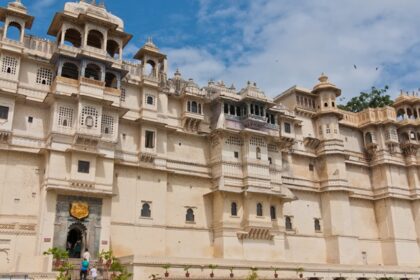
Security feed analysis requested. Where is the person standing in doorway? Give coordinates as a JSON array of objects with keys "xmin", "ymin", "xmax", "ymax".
[
  {"xmin": 83, "ymin": 248, "xmax": 91, "ymax": 262},
  {"xmin": 80, "ymin": 257, "xmax": 89, "ymax": 280},
  {"xmin": 74, "ymin": 240, "xmax": 81, "ymax": 258}
]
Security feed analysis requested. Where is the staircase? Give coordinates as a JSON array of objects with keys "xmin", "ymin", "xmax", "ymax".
[{"xmin": 66, "ymin": 259, "xmax": 108, "ymax": 280}]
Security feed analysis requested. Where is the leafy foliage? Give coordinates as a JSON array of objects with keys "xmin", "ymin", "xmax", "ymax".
[
  {"xmin": 43, "ymin": 247, "xmax": 69, "ymax": 260},
  {"xmin": 338, "ymin": 86, "xmax": 393, "ymax": 113}
]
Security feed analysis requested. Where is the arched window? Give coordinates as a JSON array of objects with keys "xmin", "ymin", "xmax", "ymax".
[
  {"xmin": 231, "ymin": 202, "xmax": 237, "ymax": 216},
  {"xmin": 324, "ymin": 102, "xmax": 328, "ymax": 107},
  {"xmin": 141, "ymin": 203, "xmax": 151, "ymax": 217},
  {"xmin": 256, "ymin": 147, "xmax": 261, "ymax": 160},
  {"xmin": 6, "ymin": 22, "xmax": 21, "ymax": 41},
  {"xmin": 365, "ymin": 132, "xmax": 373, "ymax": 144},
  {"xmin": 230, "ymin": 105, "xmax": 235, "ymax": 115},
  {"xmin": 105, "ymin": 72, "xmax": 118, "ymax": 88},
  {"xmin": 198, "ymin": 104, "xmax": 202, "ymax": 114},
  {"xmin": 146, "ymin": 96, "xmax": 154, "ymax": 105},
  {"xmin": 61, "ymin": 62, "xmax": 79, "ymax": 80},
  {"xmin": 187, "ymin": 101, "xmax": 191, "ymax": 112},
  {"xmin": 145, "ymin": 60, "xmax": 155, "ymax": 76},
  {"xmin": 62, "ymin": 119, "xmax": 68, "ymax": 127},
  {"xmin": 270, "ymin": 205, "xmax": 276, "ymax": 220},
  {"xmin": 191, "ymin": 101, "xmax": 198, "ymax": 113},
  {"xmin": 407, "ymin": 108, "xmax": 413, "ymax": 119},
  {"xmin": 285, "ymin": 216, "xmax": 293, "ymax": 230},
  {"xmin": 87, "ymin": 30, "xmax": 103, "ymax": 49},
  {"xmin": 186, "ymin": 208, "xmax": 195, "ymax": 222},
  {"xmin": 410, "ymin": 131, "xmax": 416, "ymax": 140},
  {"xmin": 400, "ymin": 132, "xmax": 409, "ymax": 143},
  {"xmin": 63, "ymin": 28, "xmax": 82, "ymax": 47},
  {"xmin": 397, "ymin": 109, "xmax": 405, "ymax": 120},
  {"xmin": 106, "ymin": 39, "xmax": 120, "ymax": 59},
  {"xmin": 256, "ymin": 203, "xmax": 263, "ymax": 217},
  {"xmin": 84, "ymin": 63, "xmax": 101, "ymax": 80},
  {"xmin": 314, "ymin": 218, "xmax": 321, "ymax": 232}
]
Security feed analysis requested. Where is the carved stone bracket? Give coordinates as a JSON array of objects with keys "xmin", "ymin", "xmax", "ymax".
[
  {"xmin": 303, "ymin": 136, "xmax": 320, "ymax": 149},
  {"xmin": 139, "ymin": 152, "xmax": 155, "ymax": 163},
  {"xmin": 400, "ymin": 142, "xmax": 418, "ymax": 156},
  {"xmin": 237, "ymin": 228, "xmax": 274, "ymax": 240},
  {"xmin": 277, "ymin": 136, "xmax": 295, "ymax": 150},
  {"xmin": 365, "ymin": 143, "xmax": 378, "ymax": 160}
]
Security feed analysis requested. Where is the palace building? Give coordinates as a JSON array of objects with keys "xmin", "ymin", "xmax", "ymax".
[{"xmin": 1, "ymin": 0, "xmax": 420, "ymax": 279}]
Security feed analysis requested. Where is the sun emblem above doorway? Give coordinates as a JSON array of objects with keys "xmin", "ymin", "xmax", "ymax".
[{"xmin": 70, "ymin": 201, "xmax": 89, "ymax": 220}]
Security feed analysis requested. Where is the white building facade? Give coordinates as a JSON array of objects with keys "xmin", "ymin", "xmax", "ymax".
[{"xmin": 0, "ymin": 1, "xmax": 420, "ymax": 279}]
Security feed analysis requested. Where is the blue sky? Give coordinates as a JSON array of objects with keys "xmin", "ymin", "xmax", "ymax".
[{"xmin": 4, "ymin": 0, "xmax": 420, "ymax": 101}]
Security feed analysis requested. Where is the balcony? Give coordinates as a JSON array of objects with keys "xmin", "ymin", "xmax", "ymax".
[
  {"xmin": 182, "ymin": 111, "xmax": 205, "ymax": 132},
  {"xmin": 142, "ymin": 73, "xmax": 159, "ymax": 88},
  {"xmin": 44, "ymin": 177, "xmax": 113, "ymax": 196},
  {"xmin": 242, "ymin": 114, "xmax": 267, "ymax": 129}
]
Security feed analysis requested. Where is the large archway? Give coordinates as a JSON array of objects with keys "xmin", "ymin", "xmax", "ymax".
[{"xmin": 66, "ymin": 223, "xmax": 86, "ymax": 258}]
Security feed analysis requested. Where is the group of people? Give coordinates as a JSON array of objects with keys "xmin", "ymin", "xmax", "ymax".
[{"xmin": 79, "ymin": 249, "xmax": 98, "ymax": 280}]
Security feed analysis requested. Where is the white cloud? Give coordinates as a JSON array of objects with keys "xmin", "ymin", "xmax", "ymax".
[{"xmin": 167, "ymin": 0, "xmax": 420, "ymax": 99}]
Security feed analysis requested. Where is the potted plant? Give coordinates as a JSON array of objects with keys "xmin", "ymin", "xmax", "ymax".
[
  {"xmin": 247, "ymin": 267, "xmax": 258, "ymax": 280},
  {"xmin": 229, "ymin": 267, "xmax": 234, "ymax": 278},
  {"xmin": 296, "ymin": 267, "xmax": 304, "ymax": 279},
  {"xmin": 184, "ymin": 265, "xmax": 191, "ymax": 278},
  {"xmin": 209, "ymin": 264, "xmax": 218, "ymax": 278},
  {"xmin": 272, "ymin": 267, "xmax": 279, "ymax": 278},
  {"xmin": 162, "ymin": 264, "xmax": 171, "ymax": 278},
  {"xmin": 56, "ymin": 262, "xmax": 74, "ymax": 280},
  {"xmin": 43, "ymin": 247, "xmax": 69, "ymax": 270}
]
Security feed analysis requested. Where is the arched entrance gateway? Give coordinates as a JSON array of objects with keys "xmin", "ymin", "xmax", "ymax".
[
  {"xmin": 53, "ymin": 196, "xmax": 103, "ymax": 259},
  {"xmin": 66, "ymin": 223, "xmax": 87, "ymax": 258}
]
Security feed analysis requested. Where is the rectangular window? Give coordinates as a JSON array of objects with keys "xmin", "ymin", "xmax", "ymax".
[
  {"xmin": 309, "ymin": 164, "xmax": 314, "ymax": 171},
  {"xmin": 284, "ymin": 122, "xmax": 291, "ymax": 133},
  {"xmin": 28, "ymin": 116, "xmax": 33, "ymax": 123},
  {"xmin": 0, "ymin": 106, "xmax": 9, "ymax": 120},
  {"xmin": 77, "ymin": 160, "xmax": 90, "ymax": 174},
  {"xmin": 234, "ymin": 151, "xmax": 239, "ymax": 158},
  {"xmin": 145, "ymin": 130, "xmax": 155, "ymax": 149},
  {"xmin": 268, "ymin": 157, "xmax": 272, "ymax": 165}
]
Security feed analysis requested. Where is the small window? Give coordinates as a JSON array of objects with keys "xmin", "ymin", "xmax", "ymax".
[
  {"xmin": 324, "ymin": 102, "xmax": 328, "ymax": 107},
  {"xmin": 231, "ymin": 202, "xmax": 237, "ymax": 216},
  {"xmin": 28, "ymin": 116, "xmax": 33, "ymax": 123},
  {"xmin": 256, "ymin": 203, "xmax": 263, "ymax": 217},
  {"xmin": 309, "ymin": 164, "xmax": 314, "ymax": 171},
  {"xmin": 186, "ymin": 208, "xmax": 195, "ymax": 222},
  {"xmin": 77, "ymin": 160, "xmax": 90, "ymax": 174},
  {"xmin": 0, "ymin": 106, "xmax": 9, "ymax": 120},
  {"xmin": 145, "ymin": 130, "xmax": 155, "ymax": 149},
  {"xmin": 285, "ymin": 216, "xmax": 293, "ymax": 230},
  {"xmin": 332, "ymin": 102, "xmax": 335, "ymax": 107},
  {"xmin": 268, "ymin": 157, "xmax": 272, "ymax": 165},
  {"xmin": 120, "ymin": 88, "xmax": 126, "ymax": 102},
  {"xmin": 284, "ymin": 122, "xmax": 291, "ymax": 133},
  {"xmin": 141, "ymin": 203, "xmax": 151, "ymax": 218},
  {"xmin": 146, "ymin": 95, "xmax": 154, "ymax": 105},
  {"xmin": 234, "ymin": 151, "xmax": 239, "ymax": 158},
  {"xmin": 270, "ymin": 205, "xmax": 276, "ymax": 220},
  {"xmin": 256, "ymin": 147, "xmax": 261, "ymax": 160},
  {"xmin": 314, "ymin": 218, "xmax": 321, "ymax": 232}
]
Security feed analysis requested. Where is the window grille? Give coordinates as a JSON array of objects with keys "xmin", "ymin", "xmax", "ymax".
[
  {"xmin": 58, "ymin": 106, "xmax": 73, "ymax": 127},
  {"xmin": 225, "ymin": 136, "xmax": 243, "ymax": 146},
  {"xmin": 250, "ymin": 136, "xmax": 266, "ymax": 147},
  {"xmin": 80, "ymin": 106, "xmax": 98, "ymax": 128},
  {"xmin": 1, "ymin": 56, "xmax": 17, "ymax": 75},
  {"xmin": 36, "ymin": 67, "xmax": 53, "ymax": 85},
  {"xmin": 120, "ymin": 88, "xmax": 126, "ymax": 102},
  {"xmin": 101, "ymin": 114, "xmax": 114, "ymax": 135}
]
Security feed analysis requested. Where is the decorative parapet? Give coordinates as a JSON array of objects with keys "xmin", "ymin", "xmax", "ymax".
[{"xmin": 340, "ymin": 106, "xmax": 396, "ymax": 128}]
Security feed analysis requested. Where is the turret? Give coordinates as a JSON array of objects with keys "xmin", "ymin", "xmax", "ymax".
[{"xmin": 0, "ymin": 0, "xmax": 33, "ymax": 43}]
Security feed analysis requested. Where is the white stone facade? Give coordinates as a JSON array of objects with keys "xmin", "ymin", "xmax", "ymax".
[{"xmin": 0, "ymin": 1, "xmax": 420, "ymax": 279}]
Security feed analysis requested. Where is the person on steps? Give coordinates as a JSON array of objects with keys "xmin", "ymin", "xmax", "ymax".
[{"xmin": 80, "ymin": 257, "xmax": 89, "ymax": 280}]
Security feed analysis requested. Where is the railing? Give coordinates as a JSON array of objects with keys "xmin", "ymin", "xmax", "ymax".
[
  {"xmin": 104, "ymin": 87, "xmax": 121, "ymax": 96},
  {"xmin": 80, "ymin": 77, "xmax": 105, "ymax": 87}
]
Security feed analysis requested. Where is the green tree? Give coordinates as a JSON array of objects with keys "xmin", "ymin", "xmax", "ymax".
[{"xmin": 338, "ymin": 86, "xmax": 393, "ymax": 113}]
